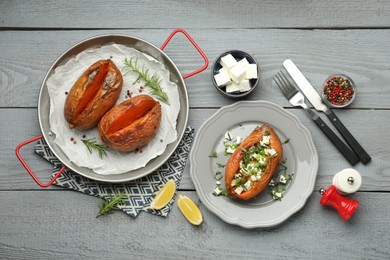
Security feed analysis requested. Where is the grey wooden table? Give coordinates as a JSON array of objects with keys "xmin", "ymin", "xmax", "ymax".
[{"xmin": 1, "ymin": 1, "xmax": 390, "ymax": 259}]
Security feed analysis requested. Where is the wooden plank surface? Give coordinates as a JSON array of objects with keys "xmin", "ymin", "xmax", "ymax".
[
  {"xmin": 2, "ymin": 1, "xmax": 390, "ymax": 259},
  {"xmin": 0, "ymin": 190, "xmax": 389, "ymax": 259},
  {"xmin": 1, "ymin": 29, "xmax": 390, "ymax": 108},
  {"xmin": 1, "ymin": 0, "xmax": 390, "ymax": 29}
]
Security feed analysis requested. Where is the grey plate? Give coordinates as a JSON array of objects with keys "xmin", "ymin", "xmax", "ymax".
[
  {"xmin": 190, "ymin": 101, "xmax": 318, "ymax": 228},
  {"xmin": 38, "ymin": 34, "xmax": 189, "ymax": 183}
]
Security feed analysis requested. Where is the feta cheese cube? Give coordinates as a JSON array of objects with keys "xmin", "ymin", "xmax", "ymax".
[
  {"xmin": 238, "ymin": 80, "xmax": 251, "ymax": 92},
  {"xmin": 238, "ymin": 58, "xmax": 250, "ymax": 67},
  {"xmin": 229, "ymin": 63, "xmax": 246, "ymax": 84},
  {"xmin": 214, "ymin": 69, "xmax": 231, "ymax": 87},
  {"xmin": 234, "ymin": 186, "xmax": 244, "ymax": 195},
  {"xmin": 226, "ymin": 80, "xmax": 251, "ymax": 93},
  {"xmin": 220, "ymin": 54, "xmax": 237, "ymax": 69},
  {"xmin": 219, "ymin": 67, "xmax": 228, "ymax": 74},
  {"xmin": 245, "ymin": 64, "xmax": 258, "ymax": 79},
  {"xmin": 226, "ymin": 82, "xmax": 241, "ymax": 93}
]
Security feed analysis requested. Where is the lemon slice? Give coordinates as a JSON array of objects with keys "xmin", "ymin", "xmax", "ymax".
[
  {"xmin": 177, "ymin": 194, "xmax": 203, "ymax": 225},
  {"xmin": 150, "ymin": 179, "xmax": 176, "ymax": 210}
]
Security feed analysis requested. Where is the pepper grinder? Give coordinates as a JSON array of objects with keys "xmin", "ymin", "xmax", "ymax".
[
  {"xmin": 332, "ymin": 168, "xmax": 362, "ymax": 195},
  {"xmin": 319, "ymin": 185, "xmax": 359, "ymax": 221}
]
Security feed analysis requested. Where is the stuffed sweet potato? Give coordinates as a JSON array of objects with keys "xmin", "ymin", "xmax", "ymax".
[
  {"xmin": 98, "ymin": 94, "xmax": 162, "ymax": 152},
  {"xmin": 225, "ymin": 124, "xmax": 283, "ymax": 200},
  {"xmin": 64, "ymin": 59, "xmax": 123, "ymax": 131}
]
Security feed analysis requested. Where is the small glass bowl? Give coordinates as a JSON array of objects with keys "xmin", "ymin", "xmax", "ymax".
[
  {"xmin": 211, "ymin": 50, "xmax": 260, "ymax": 99},
  {"xmin": 322, "ymin": 74, "xmax": 356, "ymax": 108}
]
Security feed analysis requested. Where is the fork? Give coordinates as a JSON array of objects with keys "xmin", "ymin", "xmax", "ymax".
[{"xmin": 274, "ymin": 71, "xmax": 359, "ymax": 165}]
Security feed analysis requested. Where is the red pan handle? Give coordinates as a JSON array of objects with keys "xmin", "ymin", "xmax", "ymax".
[
  {"xmin": 15, "ymin": 135, "xmax": 66, "ymax": 188},
  {"xmin": 160, "ymin": 28, "xmax": 208, "ymax": 79}
]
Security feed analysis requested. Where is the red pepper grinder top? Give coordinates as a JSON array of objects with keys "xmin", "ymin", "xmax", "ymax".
[{"xmin": 319, "ymin": 185, "xmax": 359, "ymax": 221}]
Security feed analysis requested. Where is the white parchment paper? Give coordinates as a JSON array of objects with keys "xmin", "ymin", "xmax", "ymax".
[{"xmin": 46, "ymin": 44, "xmax": 180, "ymax": 175}]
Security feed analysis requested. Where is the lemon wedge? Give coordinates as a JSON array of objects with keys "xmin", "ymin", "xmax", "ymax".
[
  {"xmin": 177, "ymin": 194, "xmax": 203, "ymax": 225},
  {"xmin": 150, "ymin": 179, "xmax": 176, "ymax": 210}
]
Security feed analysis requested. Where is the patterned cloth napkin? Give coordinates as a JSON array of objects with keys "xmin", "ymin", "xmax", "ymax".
[{"xmin": 34, "ymin": 127, "xmax": 194, "ymax": 218}]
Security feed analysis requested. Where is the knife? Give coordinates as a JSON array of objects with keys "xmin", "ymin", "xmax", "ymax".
[{"xmin": 283, "ymin": 59, "xmax": 371, "ymax": 164}]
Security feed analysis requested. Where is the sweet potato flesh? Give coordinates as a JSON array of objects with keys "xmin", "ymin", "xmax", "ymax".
[
  {"xmin": 105, "ymin": 98, "xmax": 157, "ymax": 136},
  {"xmin": 73, "ymin": 62, "xmax": 109, "ymax": 124}
]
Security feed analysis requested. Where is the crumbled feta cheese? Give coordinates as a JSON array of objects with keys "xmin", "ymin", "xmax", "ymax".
[
  {"xmin": 261, "ymin": 135, "xmax": 271, "ymax": 146},
  {"xmin": 272, "ymin": 190, "xmax": 283, "ymax": 200},
  {"xmin": 224, "ymin": 131, "xmax": 233, "ymax": 141},
  {"xmin": 269, "ymin": 179, "xmax": 277, "ymax": 187},
  {"xmin": 259, "ymin": 156, "xmax": 268, "ymax": 166},
  {"xmin": 279, "ymin": 175, "xmax": 287, "ymax": 184},
  {"xmin": 235, "ymin": 173, "xmax": 242, "ymax": 179},
  {"xmin": 216, "ymin": 180, "xmax": 221, "ymax": 185},
  {"xmin": 244, "ymin": 180, "xmax": 253, "ymax": 190},
  {"xmin": 214, "ymin": 186, "xmax": 223, "ymax": 195},
  {"xmin": 265, "ymin": 148, "xmax": 277, "ymax": 157},
  {"xmin": 214, "ymin": 69, "xmax": 231, "ymax": 87},
  {"xmin": 235, "ymin": 136, "xmax": 242, "ymax": 144},
  {"xmin": 235, "ymin": 186, "xmax": 244, "ymax": 195},
  {"xmin": 245, "ymin": 64, "xmax": 258, "ymax": 79},
  {"xmin": 226, "ymin": 146, "xmax": 236, "ymax": 154},
  {"xmin": 229, "ymin": 63, "xmax": 246, "ymax": 84},
  {"xmin": 220, "ymin": 54, "xmax": 237, "ymax": 69},
  {"xmin": 250, "ymin": 174, "xmax": 261, "ymax": 181}
]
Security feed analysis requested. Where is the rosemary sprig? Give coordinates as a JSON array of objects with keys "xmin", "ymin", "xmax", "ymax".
[
  {"xmin": 82, "ymin": 138, "xmax": 107, "ymax": 159},
  {"xmin": 97, "ymin": 193, "xmax": 126, "ymax": 218},
  {"xmin": 123, "ymin": 57, "xmax": 169, "ymax": 105}
]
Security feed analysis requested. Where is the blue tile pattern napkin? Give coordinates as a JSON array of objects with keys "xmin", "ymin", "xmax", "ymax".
[{"xmin": 34, "ymin": 126, "xmax": 194, "ymax": 218}]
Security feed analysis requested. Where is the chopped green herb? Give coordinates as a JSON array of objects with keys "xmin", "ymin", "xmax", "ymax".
[
  {"xmin": 282, "ymin": 138, "xmax": 290, "ymax": 144},
  {"xmin": 209, "ymin": 151, "xmax": 218, "ymax": 158},
  {"xmin": 216, "ymin": 162, "xmax": 226, "ymax": 168},
  {"xmin": 214, "ymin": 171, "xmax": 223, "ymax": 181}
]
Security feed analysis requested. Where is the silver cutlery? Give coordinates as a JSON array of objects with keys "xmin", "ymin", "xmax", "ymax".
[
  {"xmin": 283, "ymin": 59, "xmax": 371, "ymax": 164},
  {"xmin": 274, "ymin": 71, "xmax": 359, "ymax": 165}
]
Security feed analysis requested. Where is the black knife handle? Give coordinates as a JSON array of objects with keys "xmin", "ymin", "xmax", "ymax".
[
  {"xmin": 312, "ymin": 116, "xmax": 360, "ymax": 165},
  {"xmin": 326, "ymin": 109, "xmax": 371, "ymax": 164}
]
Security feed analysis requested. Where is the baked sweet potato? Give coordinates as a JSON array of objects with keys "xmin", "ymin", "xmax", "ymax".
[
  {"xmin": 225, "ymin": 124, "xmax": 283, "ymax": 200},
  {"xmin": 64, "ymin": 59, "xmax": 123, "ymax": 131},
  {"xmin": 98, "ymin": 94, "xmax": 162, "ymax": 152}
]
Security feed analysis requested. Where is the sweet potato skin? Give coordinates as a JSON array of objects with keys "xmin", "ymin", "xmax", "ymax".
[
  {"xmin": 64, "ymin": 59, "xmax": 123, "ymax": 131},
  {"xmin": 98, "ymin": 95, "xmax": 162, "ymax": 152},
  {"xmin": 225, "ymin": 124, "xmax": 283, "ymax": 200}
]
